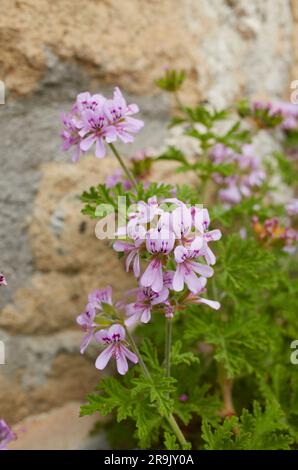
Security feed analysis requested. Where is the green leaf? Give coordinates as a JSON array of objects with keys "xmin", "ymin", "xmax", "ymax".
[
  {"xmin": 131, "ymin": 375, "xmax": 176, "ymax": 416},
  {"xmin": 157, "ymin": 146, "xmax": 188, "ymax": 165},
  {"xmin": 202, "ymin": 401, "xmax": 293, "ymax": 450},
  {"xmin": 202, "ymin": 416, "xmax": 239, "ymax": 450},
  {"xmin": 80, "ymin": 377, "xmax": 134, "ymax": 422},
  {"xmin": 217, "ymin": 234, "xmax": 277, "ymax": 296},
  {"xmin": 171, "ymin": 340, "xmax": 200, "ymax": 367},
  {"xmin": 155, "ymin": 69, "xmax": 186, "ymax": 92},
  {"xmin": 272, "ymin": 151, "xmax": 298, "ymax": 185},
  {"xmin": 134, "ymin": 402, "xmax": 162, "ymax": 448},
  {"xmin": 184, "ymin": 308, "xmax": 273, "ymax": 377},
  {"xmin": 139, "ymin": 338, "xmax": 161, "ymax": 372},
  {"xmin": 164, "ymin": 432, "xmax": 179, "ymax": 450}
]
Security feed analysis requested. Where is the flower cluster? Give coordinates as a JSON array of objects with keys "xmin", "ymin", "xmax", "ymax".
[
  {"xmin": 0, "ymin": 420, "xmax": 15, "ymax": 450},
  {"xmin": 76, "ymin": 199, "xmax": 221, "ymax": 375},
  {"xmin": 210, "ymin": 143, "xmax": 266, "ymax": 205},
  {"xmin": 252, "ymin": 216, "xmax": 298, "ymax": 253},
  {"xmin": 286, "ymin": 199, "xmax": 298, "ymax": 217},
  {"xmin": 114, "ymin": 197, "xmax": 221, "ymax": 327},
  {"xmin": 60, "ymin": 88, "xmax": 144, "ymax": 162},
  {"xmin": 0, "ymin": 273, "xmax": 7, "ymax": 286},
  {"xmin": 252, "ymin": 101, "xmax": 298, "ymax": 130},
  {"xmin": 76, "ymin": 286, "xmax": 138, "ymax": 375}
]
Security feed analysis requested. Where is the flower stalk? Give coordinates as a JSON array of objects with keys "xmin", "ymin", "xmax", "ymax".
[
  {"xmin": 125, "ymin": 326, "xmax": 189, "ymax": 449},
  {"xmin": 165, "ymin": 316, "xmax": 173, "ymax": 378},
  {"xmin": 109, "ymin": 143, "xmax": 138, "ymax": 190}
]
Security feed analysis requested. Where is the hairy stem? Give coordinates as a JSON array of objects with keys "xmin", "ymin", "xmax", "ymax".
[
  {"xmin": 125, "ymin": 328, "xmax": 151, "ymax": 380},
  {"xmin": 125, "ymin": 327, "xmax": 188, "ymax": 449},
  {"xmin": 165, "ymin": 317, "xmax": 173, "ymax": 378},
  {"xmin": 218, "ymin": 362, "xmax": 236, "ymax": 417},
  {"xmin": 108, "ymin": 143, "xmax": 138, "ymax": 190}
]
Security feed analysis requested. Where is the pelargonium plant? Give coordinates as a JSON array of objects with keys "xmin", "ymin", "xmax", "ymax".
[{"xmin": 60, "ymin": 71, "xmax": 298, "ymax": 450}]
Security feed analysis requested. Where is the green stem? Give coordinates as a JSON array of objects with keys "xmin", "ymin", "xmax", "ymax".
[
  {"xmin": 165, "ymin": 317, "xmax": 173, "ymax": 378},
  {"xmin": 166, "ymin": 414, "xmax": 188, "ymax": 447},
  {"xmin": 108, "ymin": 143, "xmax": 138, "ymax": 190},
  {"xmin": 125, "ymin": 328, "xmax": 151, "ymax": 380},
  {"xmin": 174, "ymin": 92, "xmax": 184, "ymax": 111},
  {"xmin": 125, "ymin": 326, "xmax": 188, "ymax": 449}
]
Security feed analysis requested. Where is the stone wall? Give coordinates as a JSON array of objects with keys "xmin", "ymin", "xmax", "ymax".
[{"xmin": 0, "ymin": 0, "xmax": 298, "ymax": 446}]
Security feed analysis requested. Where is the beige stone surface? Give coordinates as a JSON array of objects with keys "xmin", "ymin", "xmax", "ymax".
[
  {"xmin": 0, "ymin": 350, "xmax": 99, "ymax": 424},
  {"xmin": 9, "ymin": 402, "xmax": 104, "ymax": 450},
  {"xmin": 0, "ymin": 157, "xmax": 130, "ymax": 334},
  {"xmin": 0, "ymin": 0, "xmax": 296, "ymax": 104}
]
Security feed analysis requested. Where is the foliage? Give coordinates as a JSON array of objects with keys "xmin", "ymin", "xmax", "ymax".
[
  {"xmin": 202, "ymin": 401, "xmax": 293, "ymax": 450},
  {"xmin": 78, "ymin": 70, "xmax": 298, "ymax": 450}
]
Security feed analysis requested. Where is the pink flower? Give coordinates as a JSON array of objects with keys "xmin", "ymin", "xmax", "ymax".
[
  {"xmin": 192, "ymin": 208, "xmax": 222, "ymax": 265},
  {"xmin": 184, "ymin": 277, "xmax": 220, "ymax": 309},
  {"xmin": 0, "ymin": 420, "xmax": 15, "ymax": 450},
  {"xmin": 76, "ymin": 306, "xmax": 97, "ymax": 354},
  {"xmin": 0, "ymin": 273, "xmax": 7, "ymax": 286},
  {"xmin": 179, "ymin": 394, "xmax": 189, "ymax": 402},
  {"xmin": 79, "ymin": 106, "xmax": 115, "ymax": 158},
  {"xmin": 76, "ymin": 92, "xmax": 104, "ymax": 115},
  {"xmin": 169, "ymin": 201, "xmax": 193, "ymax": 240},
  {"xmin": 87, "ymin": 286, "xmax": 113, "ymax": 310},
  {"xmin": 60, "ymin": 111, "xmax": 83, "ymax": 162},
  {"xmin": 286, "ymin": 199, "xmax": 298, "ymax": 217},
  {"xmin": 219, "ymin": 183, "xmax": 242, "ymax": 205},
  {"xmin": 173, "ymin": 244, "xmax": 213, "ymax": 293},
  {"xmin": 210, "ymin": 144, "xmax": 265, "ymax": 206},
  {"xmin": 77, "ymin": 286, "xmax": 113, "ymax": 354},
  {"xmin": 95, "ymin": 324, "xmax": 138, "ymax": 375},
  {"xmin": 114, "ymin": 197, "xmax": 221, "ymax": 305},
  {"xmin": 283, "ymin": 227, "xmax": 298, "ymax": 253},
  {"xmin": 125, "ymin": 286, "xmax": 169, "ymax": 327},
  {"xmin": 210, "ymin": 143, "xmax": 235, "ymax": 165},
  {"xmin": 60, "ymin": 88, "xmax": 143, "ymax": 161},
  {"xmin": 104, "ymin": 87, "xmax": 144, "ymax": 143},
  {"xmin": 252, "ymin": 101, "xmax": 298, "ymax": 129},
  {"xmin": 273, "ymin": 102, "xmax": 298, "ymax": 130},
  {"xmin": 141, "ymin": 228, "xmax": 175, "ymax": 292},
  {"xmin": 127, "ymin": 196, "xmax": 161, "ymax": 232},
  {"xmin": 113, "ymin": 229, "xmax": 145, "ymax": 278}
]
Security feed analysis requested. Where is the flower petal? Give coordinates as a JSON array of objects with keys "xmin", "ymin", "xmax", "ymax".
[
  {"xmin": 141, "ymin": 259, "xmax": 163, "ymax": 292},
  {"xmin": 189, "ymin": 261, "xmax": 214, "ymax": 278},
  {"xmin": 133, "ymin": 252, "xmax": 140, "ymax": 277},
  {"xmin": 95, "ymin": 344, "xmax": 114, "ymax": 370},
  {"xmin": 80, "ymin": 134, "xmax": 96, "ymax": 151},
  {"xmin": 185, "ymin": 271, "xmax": 202, "ymax": 293},
  {"xmin": 116, "ymin": 346, "xmax": 129, "ymax": 375},
  {"xmin": 173, "ymin": 265, "xmax": 185, "ymax": 292},
  {"xmin": 140, "ymin": 307, "xmax": 151, "ymax": 323},
  {"xmin": 80, "ymin": 331, "xmax": 93, "ymax": 354},
  {"xmin": 196, "ymin": 297, "xmax": 221, "ymax": 310},
  {"xmin": 95, "ymin": 138, "xmax": 106, "ymax": 158},
  {"xmin": 121, "ymin": 345, "xmax": 139, "ymax": 364}
]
